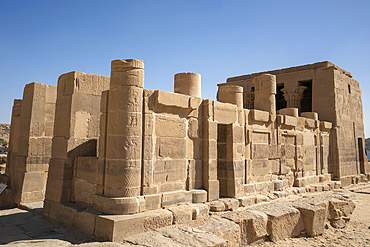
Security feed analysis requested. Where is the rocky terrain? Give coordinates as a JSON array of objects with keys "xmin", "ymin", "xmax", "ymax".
[
  {"xmin": 1, "ymin": 184, "xmax": 370, "ymax": 247},
  {"xmin": 0, "ymin": 124, "xmax": 10, "ymax": 142},
  {"xmin": 0, "ymin": 124, "xmax": 9, "ymax": 154}
]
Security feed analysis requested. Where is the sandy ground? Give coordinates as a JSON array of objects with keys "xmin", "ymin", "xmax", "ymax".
[
  {"xmin": 254, "ymin": 184, "xmax": 370, "ymax": 247},
  {"xmin": 1, "ymin": 184, "xmax": 369, "ymax": 246}
]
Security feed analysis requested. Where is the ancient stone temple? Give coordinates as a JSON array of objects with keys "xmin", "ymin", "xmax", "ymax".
[{"xmin": 0, "ymin": 59, "xmax": 368, "ymax": 241}]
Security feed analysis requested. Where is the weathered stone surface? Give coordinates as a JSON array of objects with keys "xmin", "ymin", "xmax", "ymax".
[
  {"xmin": 250, "ymin": 203, "xmax": 302, "ymax": 242},
  {"xmin": 168, "ymin": 205, "xmax": 193, "ymax": 224},
  {"xmin": 293, "ymin": 202, "xmax": 326, "ymax": 236},
  {"xmin": 222, "ymin": 210, "xmax": 268, "ymax": 244},
  {"xmin": 95, "ymin": 209, "xmax": 173, "ymax": 242},
  {"xmin": 125, "ymin": 224, "xmax": 227, "ymax": 247},
  {"xmin": 185, "ymin": 216, "xmax": 241, "ymax": 247}
]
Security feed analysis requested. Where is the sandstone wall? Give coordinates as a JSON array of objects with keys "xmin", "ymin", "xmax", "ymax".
[
  {"xmin": 44, "ymin": 72, "xmax": 109, "ymax": 217},
  {"xmin": 0, "ymin": 83, "xmax": 57, "ymax": 207}
]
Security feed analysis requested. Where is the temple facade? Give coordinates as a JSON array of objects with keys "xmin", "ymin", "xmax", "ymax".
[{"xmin": 1, "ymin": 59, "xmax": 368, "ymax": 240}]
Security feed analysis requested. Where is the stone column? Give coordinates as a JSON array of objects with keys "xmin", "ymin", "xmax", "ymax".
[
  {"xmin": 174, "ymin": 72, "xmax": 201, "ymax": 98},
  {"xmin": 217, "ymin": 85, "xmax": 243, "ymax": 108},
  {"xmin": 4, "ymin": 99, "xmax": 22, "ymax": 183},
  {"xmin": 281, "ymin": 86, "xmax": 307, "ymax": 109},
  {"xmin": 104, "ymin": 59, "xmax": 144, "ymax": 197},
  {"xmin": 253, "ymin": 74, "xmax": 276, "ymax": 116}
]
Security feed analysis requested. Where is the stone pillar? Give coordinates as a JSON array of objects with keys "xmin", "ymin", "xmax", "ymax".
[
  {"xmin": 281, "ymin": 86, "xmax": 307, "ymax": 109},
  {"xmin": 4, "ymin": 99, "xmax": 22, "ymax": 182},
  {"xmin": 253, "ymin": 74, "xmax": 276, "ymax": 116},
  {"xmin": 174, "ymin": 72, "xmax": 201, "ymax": 98},
  {"xmin": 217, "ymin": 85, "xmax": 243, "ymax": 108},
  {"xmin": 11, "ymin": 83, "xmax": 57, "ymax": 205},
  {"xmin": 104, "ymin": 59, "xmax": 144, "ymax": 197},
  {"xmin": 44, "ymin": 72, "xmax": 109, "ymax": 207}
]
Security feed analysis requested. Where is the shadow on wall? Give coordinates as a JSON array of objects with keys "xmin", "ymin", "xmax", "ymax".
[{"xmin": 67, "ymin": 139, "xmax": 97, "ymax": 159}]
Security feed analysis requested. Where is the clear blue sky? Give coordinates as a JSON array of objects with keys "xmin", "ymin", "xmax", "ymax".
[{"xmin": 1, "ymin": 0, "xmax": 369, "ymax": 137}]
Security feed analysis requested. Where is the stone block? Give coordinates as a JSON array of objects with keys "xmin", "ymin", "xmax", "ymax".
[
  {"xmin": 305, "ymin": 118, "xmax": 316, "ymax": 129},
  {"xmin": 202, "ymin": 120, "xmax": 217, "ymax": 140},
  {"xmin": 219, "ymin": 198, "xmax": 239, "ymax": 211},
  {"xmin": 251, "ymin": 109, "xmax": 269, "ymax": 122},
  {"xmin": 188, "ymin": 118, "xmax": 199, "ymax": 139},
  {"xmin": 252, "ymin": 144, "xmax": 269, "ymax": 159},
  {"xmin": 222, "ymin": 210, "xmax": 268, "ymax": 244},
  {"xmin": 279, "ymin": 108, "xmax": 298, "ymax": 117},
  {"xmin": 251, "ymin": 159, "xmax": 269, "ymax": 176},
  {"xmin": 151, "ymin": 225, "xmax": 228, "ymax": 247},
  {"xmin": 73, "ymin": 208, "xmax": 100, "ymax": 236},
  {"xmin": 213, "ymin": 101, "xmax": 238, "ymax": 124},
  {"xmin": 155, "ymin": 116, "xmax": 186, "ymax": 138},
  {"xmin": 206, "ymin": 180, "xmax": 219, "ymax": 201},
  {"xmin": 185, "ymin": 215, "xmax": 241, "ymax": 247},
  {"xmin": 243, "ymin": 184, "xmax": 256, "ymax": 194},
  {"xmin": 250, "ymin": 203, "xmax": 302, "ymax": 242},
  {"xmin": 284, "ymin": 115, "xmax": 297, "ymax": 127},
  {"xmin": 73, "ymin": 179, "xmax": 97, "ymax": 206},
  {"xmin": 93, "ymin": 194, "xmax": 139, "ymax": 215},
  {"xmin": 162, "ymin": 190, "xmax": 189, "ymax": 207},
  {"xmin": 255, "ymin": 181, "xmax": 274, "ymax": 193},
  {"xmin": 238, "ymin": 195, "xmax": 257, "ymax": 207},
  {"xmin": 189, "ymin": 203, "xmax": 209, "ymax": 220},
  {"xmin": 139, "ymin": 194, "xmax": 161, "ymax": 212},
  {"xmin": 328, "ymin": 198, "xmax": 355, "ymax": 220},
  {"xmin": 74, "ymin": 157, "xmax": 102, "ymax": 184},
  {"xmin": 191, "ymin": 189, "xmax": 207, "ymax": 203},
  {"xmin": 320, "ymin": 121, "xmax": 332, "ymax": 130},
  {"xmin": 168, "ymin": 205, "xmax": 193, "ymax": 224},
  {"xmin": 273, "ymin": 180, "xmax": 284, "ymax": 191},
  {"xmin": 95, "ymin": 209, "xmax": 173, "ymax": 242},
  {"xmin": 208, "ymin": 200, "xmax": 225, "ymax": 212},
  {"xmin": 256, "ymin": 195, "xmax": 269, "ymax": 203},
  {"xmin": 301, "ymin": 112, "xmax": 318, "ymax": 120},
  {"xmin": 157, "ymin": 137, "xmax": 186, "ymax": 159},
  {"xmin": 293, "ymin": 202, "xmax": 325, "ymax": 237},
  {"xmin": 155, "ymin": 90, "xmax": 189, "ymax": 109}
]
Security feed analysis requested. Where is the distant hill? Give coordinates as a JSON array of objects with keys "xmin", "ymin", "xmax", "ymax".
[
  {"xmin": 0, "ymin": 124, "xmax": 9, "ymax": 153},
  {"xmin": 0, "ymin": 124, "xmax": 10, "ymax": 142}
]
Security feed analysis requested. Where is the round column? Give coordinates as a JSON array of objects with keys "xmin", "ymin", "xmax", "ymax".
[
  {"xmin": 105, "ymin": 59, "xmax": 144, "ymax": 197},
  {"xmin": 217, "ymin": 85, "xmax": 243, "ymax": 108},
  {"xmin": 174, "ymin": 72, "xmax": 201, "ymax": 98},
  {"xmin": 253, "ymin": 74, "xmax": 276, "ymax": 115}
]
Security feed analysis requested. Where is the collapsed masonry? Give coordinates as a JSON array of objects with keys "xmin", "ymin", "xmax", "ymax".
[{"xmin": 0, "ymin": 59, "xmax": 368, "ymax": 241}]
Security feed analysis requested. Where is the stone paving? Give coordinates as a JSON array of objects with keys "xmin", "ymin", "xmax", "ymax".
[{"xmin": 0, "ymin": 206, "xmax": 93, "ymax": 246}]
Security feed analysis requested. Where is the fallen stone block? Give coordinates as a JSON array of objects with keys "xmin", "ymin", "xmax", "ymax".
[
  {"xmin": 208, "ymin": 200, "xmax": 225, "ymax": 212},
  {"xmin": 293, "ymin": 202, "xmax": 325, "ymax": 236},
  {"xmin": 256, "ymin": 194, "xmax": 269, "ymax": 203},
  {"xmin": 185, "ymin": 215, "xmax": 241, "ymax": 247},
  {"xmin": 168, "ymin": 205, "xmax": 193, "ymax": 224},
  {"xmin": 221, "ymin": 210, "xmax": 268, "ymax": 245},
  {"xmin": 219, "ymin": 198, "xmax": 239, "ymax": 211},
  {"xmin": 328, "ymin": 198, "xmax": 355, "ymax": 228},
  {"xmin": 238, "ymin": 196, "xmax": 256, "ymax": 207},
  {"xmin": 155, "ymin": 225, "xmax": 228, "ymax": 247},
  {"xmin": 189, "ymin": 203, "xmax": 209, "ymax": 220},
  {"xmin": 250, "ymin": 203, "xmax": 302, "ymax": 242}
]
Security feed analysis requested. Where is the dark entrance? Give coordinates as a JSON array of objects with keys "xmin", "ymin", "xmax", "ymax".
[
  {"xmin": 358, "ymin": 138, "xmax": 365, "ymax": 174},
  {"xmin": 299, "ymin": 80, "xmax": 312, "ymax": 112},
  {"xmin": 217, "ymin": 124, "xmax": 232, "ymax": 197},
  {"xmin": 276, "ymin": 84, "xmax": 286, "ymax": 111}
]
